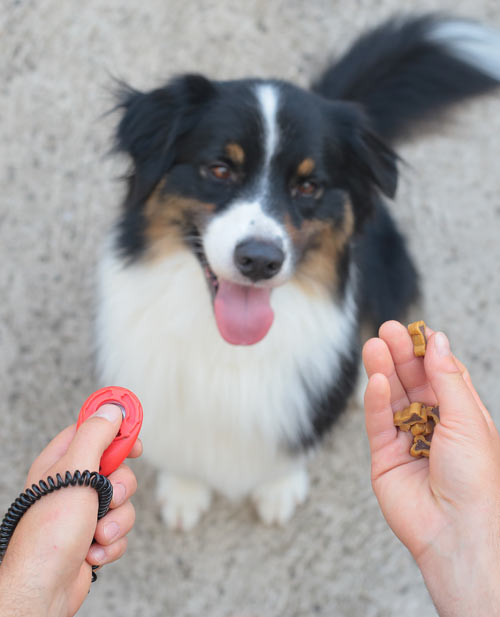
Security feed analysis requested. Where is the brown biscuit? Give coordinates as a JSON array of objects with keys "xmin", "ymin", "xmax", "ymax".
[
  {"xmin": 408, "ymin": 320, "xmax": 427, "ymax": 357},
  {"xmin": 393, "ymin": 324, "xmax": 440, "ymax": 457},
  {"xmin": 394, "ymin": 402, "xmax": 438, "ymax": 456},
  {"xmin": 410, "ymin": 422, "xmax": 427, "ymax": 436},
  {"xmin": 427, "ymin": 406, "xmax": 440, "ymax": 424},
  {"xmin": 394, "ymin": 402, "xmax": 428, "ymax": 431},
  {"xmin": 424, "ymin": 420, "xmax": 436, "ymax": 440},
  {"xmin": 410, "ymin": 435, "xmax": 431, "ymax": 458}
]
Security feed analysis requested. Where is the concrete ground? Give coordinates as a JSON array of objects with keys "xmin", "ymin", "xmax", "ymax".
[{"xmin": 1, "ymin": 1, "xmax": 500, "ymax": 616}]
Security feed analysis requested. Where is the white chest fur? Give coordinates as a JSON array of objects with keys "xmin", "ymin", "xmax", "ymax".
[{"xmin": 96, "ymin": 243, "xmax": 356, "ymax": 498}]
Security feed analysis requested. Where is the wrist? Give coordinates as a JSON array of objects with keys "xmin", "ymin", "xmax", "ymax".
[
  {"xmin": 416, "ymin": 518, "xmax": 500, "ymax": 617},
  {"xmin": 0, "ymin": 530, "xmax": 70, "ymax": 617},
  {"xmin": 0, "ymin": 561, "xmax": 52, "ymax": 617}
]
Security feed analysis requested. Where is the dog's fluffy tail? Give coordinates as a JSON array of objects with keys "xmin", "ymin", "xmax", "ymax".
[{"xmin": 312, "ymin": 14, "xmax": 500, "ymax": 142}]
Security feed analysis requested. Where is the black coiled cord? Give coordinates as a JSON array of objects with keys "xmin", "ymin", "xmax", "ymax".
[{"xmin": 0, "ymin": 470, "xmax": 113, "ymax": 582}]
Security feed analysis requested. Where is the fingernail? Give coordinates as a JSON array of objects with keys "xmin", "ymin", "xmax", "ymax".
[
  {"xmin": 103, "ymin": 521, "xmax": 120, "ymax": 541},
  {"xmin": 435, "ymin": 332, "xmax": 451, "ymax": 357},
  {"xmin": 90, "ymin": 546, "xmax": 106, "ymax": 563},
  {"xmin": 113, "ymin": 483, "xmax": 126, "ymax": 506},
  {"xmin": 94, "ymin": 403, "xmax": 123, "ymax": 423}
]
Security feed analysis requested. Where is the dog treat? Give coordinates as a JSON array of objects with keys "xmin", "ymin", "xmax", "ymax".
[
  {"xmin": 410, "ymin": 422, "xmax": 427, "ymax": 436},
  {"xmin": 393, "ymin": 321, "xmax": 440, "ymax": 456},
  {"xmin": 408, "ymin": 320, "xmax": 427, "ymax": 356},
  {"xmin": 410, "ymin": 435, "xmax": 431, "ymax": 458},
  {"xmin": 394, "ymin": 402, "xmax": 427, "ymax": 431},
  {"xmin": 427, "ymin": 405, "xmax": 440, "ymax": 424},
  {"xmin": 423, "ymin": 421, "xmax": 435, "ymax": 442},
  {"xmin": 394, "ymin": 403, "xmax": 440, "ymax": 457}
]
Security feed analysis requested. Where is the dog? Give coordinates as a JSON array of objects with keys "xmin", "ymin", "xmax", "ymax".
[{"xmin": 96, "ymin": 14, "xmax": 500, "ymax": 529}]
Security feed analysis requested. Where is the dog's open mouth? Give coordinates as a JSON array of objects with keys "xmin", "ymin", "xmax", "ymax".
[{"xmin": 189, "ymin": 228, "xmax": 274, "ymax": 346}]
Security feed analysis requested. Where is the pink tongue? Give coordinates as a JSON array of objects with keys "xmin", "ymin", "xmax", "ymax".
[{"xmin": 214, "ymin": 280, "xmax": 274, "ymax": 345}]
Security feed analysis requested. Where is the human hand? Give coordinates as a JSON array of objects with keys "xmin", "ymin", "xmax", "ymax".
[
  {"xmin": 0, "ymin": 403, "xmax": 142, "ymax": 617},
  {"xmin": 363, "ymin": 321, "xmax": 500, "ymax": 617}
]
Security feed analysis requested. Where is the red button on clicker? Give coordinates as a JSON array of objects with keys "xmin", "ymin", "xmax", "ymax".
[{"xmin": 77, "ymin": 386, "xmax": 143, "ymax": 476}]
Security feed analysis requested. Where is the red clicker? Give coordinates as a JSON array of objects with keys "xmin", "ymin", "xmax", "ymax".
[{"xmin": 77, "ymin": 386, "xmax": 143, "ymax": 476}]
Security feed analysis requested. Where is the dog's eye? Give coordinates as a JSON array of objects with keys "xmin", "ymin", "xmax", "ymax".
[
  {"xmin": 292, "ymin": 179, "xmax": 321, "ymax": 198},
  {"xmin": 297, "ymin": 180, "xmax": 316, "ymax": 195},
  {"xmin": 208, "ymin": 163, "xmax": 232, "ymax": 181}
]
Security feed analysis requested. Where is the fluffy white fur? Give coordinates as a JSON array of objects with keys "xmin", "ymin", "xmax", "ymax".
[
  {"xmin": 95, "ymin": 15, "xmax": 500, "ymax": 530},
  {"xmin": 96, "ymin": 81, "xmax": 359, "ymax": 529},
  {"xmin": 203, "ymin": 200, "xmax": 293, "ymax": 285},
  {"xmin": 96, "ymin": 239, "xmax": 357, "ymax": 527}
]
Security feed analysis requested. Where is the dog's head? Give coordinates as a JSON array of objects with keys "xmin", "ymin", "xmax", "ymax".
[{"xmin": 115, "ymin": 75, "xmax": 398, "ymax": 345}]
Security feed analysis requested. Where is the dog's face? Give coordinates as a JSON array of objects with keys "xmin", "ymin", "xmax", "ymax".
[{"xmin": 115, "ymin": 75, "xmax": 397, "ymax": 345}]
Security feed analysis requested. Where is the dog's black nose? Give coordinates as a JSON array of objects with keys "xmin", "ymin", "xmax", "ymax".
[{"xmin": 234, "ymin": 239, "xmax": 285, "ymax": 281}]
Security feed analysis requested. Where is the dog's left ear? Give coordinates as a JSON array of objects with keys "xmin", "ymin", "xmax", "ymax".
[
  {"xmin": 335, "ymin": 103, "xmax": 399, "ymax": 229},
  {"xmin": 114, "ymin": 74, "xmax": 217, "ymax": 209}
]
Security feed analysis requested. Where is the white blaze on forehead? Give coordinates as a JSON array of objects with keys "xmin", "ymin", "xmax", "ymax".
[
  {"xmin": 202, "ymin": 85, "xmax": 291, "ymax": 287},
  {"xmin": 255, "ymin": 84, "xmax": 280, "ymax": 166}
]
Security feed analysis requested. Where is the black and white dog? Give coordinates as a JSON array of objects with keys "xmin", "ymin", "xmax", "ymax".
[{"xmin": 97, "ymin": 15, "xmax": 500, "ymax": 529}]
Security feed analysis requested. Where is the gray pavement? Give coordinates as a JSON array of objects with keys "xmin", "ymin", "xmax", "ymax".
[{"xmin": 1, "ymin": 2, "xmax": 500, "ymax": 616}]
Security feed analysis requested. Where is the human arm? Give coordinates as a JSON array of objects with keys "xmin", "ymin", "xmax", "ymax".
[
  {"xmin": 0, "ymin": 403, "xmax": 142, "ymax": 617},
  {"xmin": 363, "ymin": 321, "xmax": 500, "ymax": 617}
]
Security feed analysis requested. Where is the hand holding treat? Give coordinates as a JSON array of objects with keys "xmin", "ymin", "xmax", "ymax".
[{"xmin": 363, "ymin": 321, "xmax": 500, "ymax": 617}]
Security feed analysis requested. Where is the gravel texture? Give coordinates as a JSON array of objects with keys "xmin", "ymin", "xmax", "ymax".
[{"xmin": 1, "ymin": 1, "xmax": 500, "ymax": 616}]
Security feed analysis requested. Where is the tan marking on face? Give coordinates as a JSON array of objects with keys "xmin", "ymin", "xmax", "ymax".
[
  {"xmin": 225, "ymin": 142, "xmax": 245, "ymax": 166},
  {"xmin": 297, "ymin": 158, "xmax": 315, "ymax": 177},
  {"xmin": 343, "ymin": 199, "xmax": 354, "ymax": 237},
  {"xmin": 144, "ymin": 187, "xmax": 215, "ymax": 261},
  {"xmin": 289, "ymin": 200, "xmax": 355, "ymax": 296}
]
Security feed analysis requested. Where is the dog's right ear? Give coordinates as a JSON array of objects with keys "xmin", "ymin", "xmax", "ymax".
[
  {"xmin": 331, "ymin": 102, "xmax": 399, "ymax": 231},
  {"xmin": 114, "ymin": 74, "xmax": 217, "ymax": 208}
]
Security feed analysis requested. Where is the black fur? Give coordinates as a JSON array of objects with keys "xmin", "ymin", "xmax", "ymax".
[
  {"xmin": 312, "ymin": 14, "xmax": 499, "ymax": 142},
  {"xmin": 354, "ymin": 200, "xmax": 420, "ymax": 330},
  {"xmin": 298, "ymin": 343, "xmax": 361, "ymax": 449},
  {"xmin": 110, "ymin": 13, "xmax": 500, "ymax": 453}
]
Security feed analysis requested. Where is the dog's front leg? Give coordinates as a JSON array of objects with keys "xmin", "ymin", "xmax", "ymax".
[
  {"xmin": 251, "ymin": 463, "xmax": 309, "ymax": 526},
  {"xmin": 156, "ymin": 472, "xmax": 213, "ymax": 531}
]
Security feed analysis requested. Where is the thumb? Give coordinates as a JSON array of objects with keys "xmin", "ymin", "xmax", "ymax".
[
  {"xmin": 65, "ymin": 404, "xmax": 124, "ymax": 472},
  {"xmin": 424, "ymin": 332, "xmax": 486, "ymax": 433}
]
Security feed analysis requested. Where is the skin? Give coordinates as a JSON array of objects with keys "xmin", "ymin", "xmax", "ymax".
[
  {"xmin": 0, "ymin": 404, "xmax": 142, "ymax": 617},
  {"xmin": 2, "ymin": 324, "xmax": 499, "ymax": 617},
  {"xmin": 363, "ymin": 321, "xmax": 500, "ymax": 617}
]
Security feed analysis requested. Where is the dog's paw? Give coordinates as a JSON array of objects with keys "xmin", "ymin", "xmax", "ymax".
[
  {"xmin": 252, "ymin": 467, "xmax": 309, "ymax": 526},
  {"xmin": 156, "ymin": 473, "xmax": 212, "ymax": 531}
]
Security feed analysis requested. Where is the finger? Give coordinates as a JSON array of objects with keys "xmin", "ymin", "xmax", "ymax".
[
  {"xmin": 364, "ymin": 373, "xmax": 398, "ymax": 453},
  {"xmin": 424, "ymin": 332, "xmax": 489, "ymax": 433},
  {"xmin": 363, "ymin": 336, "xmax": 408, "ymax": 411},
  {"xmin": 451, "ymin": 355, "xmax": 491, "ymax": 418},
  {"xmin": 419, "ymin": 325, "xmax": 490, "ymax": 418},
  {"xmin": 364, "ymin": 373, "xmax": 416, "ymax": 480},
  {"xmin": 93, "ymin": 500, "xmax": 135, "ymax": 546},
  {"xmin": 107, "ymin": 464, "xmax": 138, "ymax": 508},
  {"xmin": 27, "ymin": 424, "xmax": 77, "ymax": 484},
  {"xmin": 127, "ymin": 438, "xmax": 143, "ymax": 459},
  {"xmin": 86, "ymin": 536, "xmax": 128, "ymax": 567},
  {"xmin": 425, "ymin": 331, "xmax": 494, "ymax": 429},
  {"xmin": 379, "ymin": 321, "xmax": 437, "ymax": 406},
  {"xmin": 363, "ymin": 337, "xmax": 394, "ymax": 378},
  {"xmin": 65, "ymin": 404, "xmax": 123, "ymax": 472}
]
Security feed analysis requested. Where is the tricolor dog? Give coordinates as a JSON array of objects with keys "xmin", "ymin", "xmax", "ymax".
[{"xmin": 97, "ymin": 15, "xmax": 500, "ymax": 529}]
